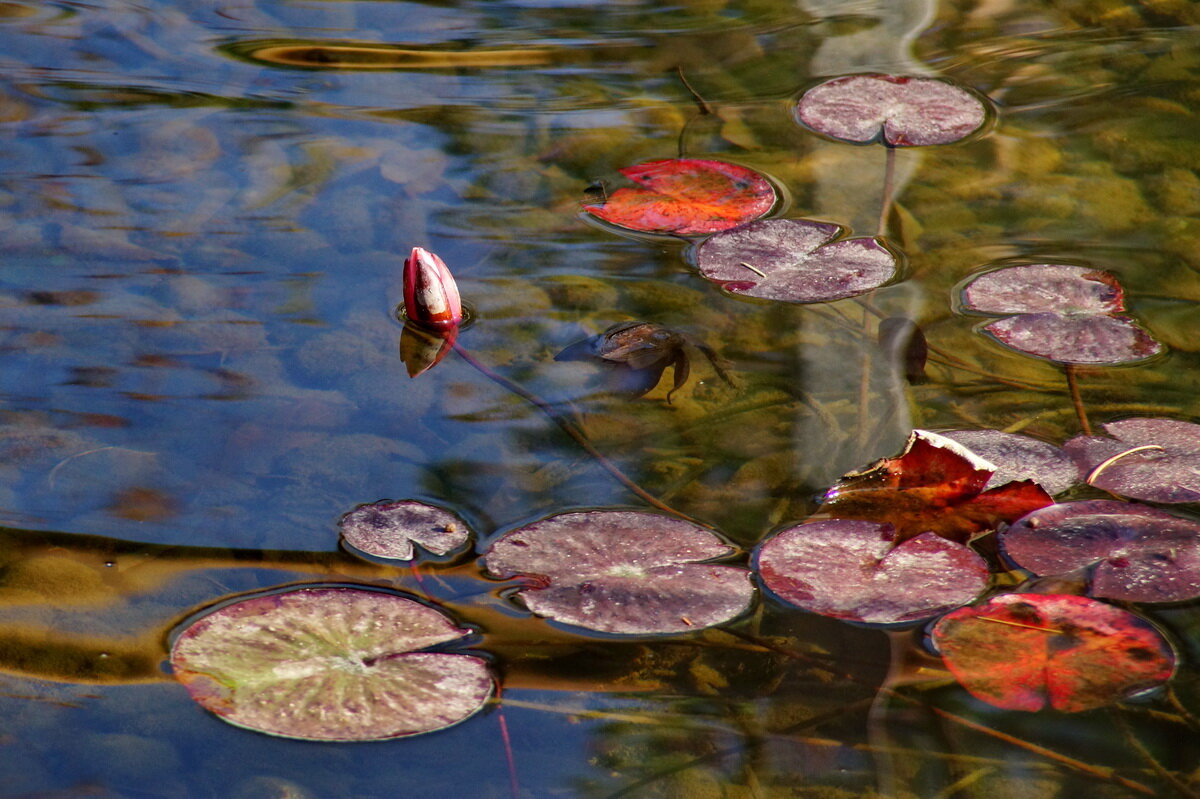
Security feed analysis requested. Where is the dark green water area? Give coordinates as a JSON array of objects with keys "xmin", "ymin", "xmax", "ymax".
[{"xmin": 3, "ymin": 0, "xmax": 1200, "ymax": 796}]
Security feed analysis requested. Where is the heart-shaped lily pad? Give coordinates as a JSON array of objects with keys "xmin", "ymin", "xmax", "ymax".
[
  {"xmin": 170, "ymin": 586, "xmax": 494, "ymax": 741},
  {"xmin": 1000, "ymin": 500, "xmax": 1200, "ymax": 603},
  {"xmin": 755, "ymin": 519, "xmax": 989, "ymax": 625},
  {"xmin": 980, "ymin": 313, "xmax": 1162, "ymax": 365},
  {"xmin": 692, "ymin": 218, "xmax": 898, "ymax": 303},
  {"xmin": 338, "ymin": 499, "xmax": 471, "ymax": 561},
  {"xmin": 482, "ymin": 510, "xmax": 754, "ymax": 635},
  {"xmin": 940, "ymin": 429, "xmax": 1081, "ymax": 495},
  {"xmin": 930, "ymin": 593, "xmax": 1175, "ymax": 712},
  {"xmin": 795, "ymin": 73, "xmax": 989, "ymax": 147},
  {"xmin": 1065, "ymin": 418, "xmax": 1200, "ymax": 503},
  {"xmin": 582, "ymin": 158, "xmax": 776, "ymax": 237}
]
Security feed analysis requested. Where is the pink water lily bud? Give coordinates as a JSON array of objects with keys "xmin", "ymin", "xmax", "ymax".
[{"xmin": 403, "ymin": 247, "xmax": 462, "ymax": 330}]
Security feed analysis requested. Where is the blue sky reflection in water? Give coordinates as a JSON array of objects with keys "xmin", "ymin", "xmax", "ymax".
[{"xmin": 2, "ymin": 0, "xmax": 1200, "ymax": 796}]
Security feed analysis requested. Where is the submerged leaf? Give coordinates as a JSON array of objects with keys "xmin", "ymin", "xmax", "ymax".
[
  {"xmin": 582, "ymin": 159, "xmax": 775, "ymax": 237},
  {"xmin": 170, "ymin": 587, "xmax": 494, "ymax": 741},
  {"xmin": 338, "ymin": 499, "xmax": 471, "ymax": 561},
  {"xmin": 931, "ymin": 593, "xmax": 1175, "ymax": 712},
  {"xmin": 693, "ymin": 218, "xmax": 898, "ymax": 303},
  {"xmin": 755, "ymin": 520, "xmax": 989, "ymax": 625},
  {"xmin": 482, "ymin": 510, "xmax": 754, "ymax": 635},
  {"xmin": 795, "ymin": 73, "xmax": 989, "ymax": 146},
  {"xmin": 1065, "ymin": 417, "xmax": 1200, "ymax": 503},
  {"xmin": 1001, "ymin": 500, "xmax": 1200, "ymax": 603}
]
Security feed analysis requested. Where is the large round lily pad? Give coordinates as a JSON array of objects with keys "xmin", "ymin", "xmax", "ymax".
[
  {"xmin": 931, "ymin": 593, "xmax": 1175, "ymax": 712},
  {"xmin": 170, "ymin": 586, "xmax": 494, "ymax": 741},
  {"xmin": 1065, "ymin": 417, "xmax": 1200, "ymax": 503},
  {"xmin": 755, "ymin": 519, "xmax": 990, "ymax": 625},
  {"xmin": 692, "ymin": 218, "xmax": 898, "ymax": 303},
  {"xmin": 338, "ymin": 499, "xmax": 471, "ymax": 561},
  {"xmin": 482, "ymin": 510, "xmax": 754, "ymax": 635}
]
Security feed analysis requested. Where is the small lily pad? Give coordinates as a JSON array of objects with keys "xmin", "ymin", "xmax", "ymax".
[
  {"xmin": 755, "ymin": 520, "xmax": 989, "ymax": 625},
  {"xmin": 981, "ymin": 313, "xmax": 1162, "ymax": 365},
  {"xmin": 795, "ymin": 73, "xmax": 989, "ymax": 147},
  {"xmin": 940, "ymin": 429, "xmax": 1081, "ymax": 495},
  {"xmin": 170, "ymin": 586, "xmax": 494, "ymax": 741},
  {"xmin": 582, "ymin": 158, "xmax": 776, "ymax": 237},
  {"xmin": 338, "ymin": 499, "xmax": 471, "ymax": 561},
  {"xmin": 960, "ymin": 264, "xmax": 1126, "ymax": 315},
  {"xmin": 1001, "ymin": 500, "xmax": 1200, "ymax": 603},
  {"xmin": 692, "ymin": 218, "xmax": 898, "ymax": 303},
  {"xmin": 482, "ymin": 510, "xmax": 754, "ymax": 635},
  {"xmin": 1065, "ymin": 418, "xmax": 1200, "ymax": 503},
  {"xmin": 931, "ymin": 593, "xmax": 1175, "ymax": 712}
]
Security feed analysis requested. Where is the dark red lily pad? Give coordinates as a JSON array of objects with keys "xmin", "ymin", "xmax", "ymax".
[
  {"xmin": 338, "ymin": 499, "xmax": 471, "ymax": 561},
  {"xmin": 940, "ymin": 429, "xmax": 1081, "ymax": 495},
  {"xmin": 481, "ymin": 510, "xmax": 754, "ymax": 635},
  {"xmin": 819, "ymin": 429, "xmax": 1054, "ymax": 544},
  {"xmin": 960, "ymin": 264, "xmax": 1126, "ymax": 315},
  {"xmin": 1065, "ymin": 418, "xmax": 1200, "ymax": 503},
  {"xmin": 795, "ymin": 73, "xmax": 989, "ymax": 147},
  {"xmin": 930, "ymin": 593, "xmax": 1175, "ymax": 712},
  {"xmin": 1001, "ymin": 500, "xmax": 1200, "ymax": 603},
  {"xmin": 692, "ymin": 218, "xmax": 898, "ymax": 303},
  {"xmin": 170, "ymin": 586, "xmax": 494, "ymax": 741},
  {"xmin": 981, "ymin": 313, "xmax": 1162, "ymax": 365},
  {"xmin": 755, "ymin": 520, "xmax": 989, "ymax": 625},
  {"xmin": 582, "ymin": 159, "xmax": 775, "ymax": 237}
]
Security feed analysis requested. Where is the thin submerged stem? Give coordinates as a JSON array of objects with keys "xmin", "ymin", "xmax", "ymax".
[
  {"xmin": 1063, "ymin": 364, "xmax": 1093, "ymax": 436},
  {"xmin": 877, "ymin": 145, "xmax": 897, "ymax": 238}
]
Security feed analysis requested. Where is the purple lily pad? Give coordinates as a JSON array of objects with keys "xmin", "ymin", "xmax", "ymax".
[
  {"xmin": 1001, "ymin": 500, "xmax": 1200, "ymax": 603},
  {"xmin": 482, "ymin": 510, "xmax": 754, "ymax": 635},
  {"xmin": 693, "ymin": 218, "xmax": 898, "ymax": 303},
  {"xmin": 754, "ymin": 519, "xmax": 990, "ymax": 625},
  {"xmin": 960, "ymin": 264, "xmax": 1126, "ymax": 315},
  {"xmin": 338, "ymin": 499, "xmax": 471, "ymax": 561},
  {"xmin": 980, "ymin": 312, "xmax": 1162, "ymax": 365},
  {"xmin": 795, "ymin": 73, "xmax": 989, "ymax": 147},
  {"xmin": 170, "ymin": 586, "xmax": 494, "ymax": 741},
  {"xmin": 1065, "ymin": 418, "xmax": 1200, "ymax": 503},
  {"xmin": 940, "ymin": 429, "xmax": 1081, "ymax": 495}
]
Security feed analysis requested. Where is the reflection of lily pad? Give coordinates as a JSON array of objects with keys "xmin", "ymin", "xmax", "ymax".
[
  {"xmin": 482, "ymin": 510, "xmax": 754, "ymax": 635},
  {"xmin": 931, "ymin": 593, "xmax": 1175, "ymax": 712},
  {"xmin": 338, "ymin": 499, "xmax": 471, "ymax": 561},
  {"xmin": 170, "ymin": 587, "xmax": 494, "ymax": 741},
  {"xmin": 693, "ymin": 218, "xmax": 897, "ymax": 303}
]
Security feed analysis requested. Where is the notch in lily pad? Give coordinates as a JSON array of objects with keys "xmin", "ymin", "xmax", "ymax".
[
  {"xmin": 482, "ymin": 510, "xmax": 754, "ymax": 635},
  {"xmin": 169, "ymin": 586, "xmax": 494, "ymax": 741},
  {"xmin": 339, "ymin": 499, "xmax": 472, "ymax": 562}
]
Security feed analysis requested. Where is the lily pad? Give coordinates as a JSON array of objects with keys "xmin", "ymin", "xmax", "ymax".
[
  {"xmin": 481, "ymin": 510, "xmax": 754, "ymax": 635},
  {"xmin": 755, "ymin": 520, "xmax": 989, "ymax": 625},
  {"xmin": 940, "ymin": 429, "xmax": 1081, "ymax": 495},
  {"xmin": 960, "ymin": 264, "xmax": 1126, "ymax": 315},
  {"xmin": 692, "ymin": 218, "xmax": 898, "ymax": 303},
  {"xmin": 795, "ymin": 73, "xmax": 989, "ymax": 147},
  {"xmin": 930, "ymin": 593, "xmax": 1175, "ymax": 712},
  {"xmin": 980, "ymin": 313, "xmax": 1162, "ymax": 365},
  {"xmin": 170, "ymin": 586, "xmax": 494, "ymax": 741},
  {"xmin": 338, "ymin": 499, "xmax": 471, "ymax": 561},
  {"xmin": 1065, "ymin": 418, "xmax": 1200, "ymax": 503},
  {"xmin": 1001, "ymin": 500, "xmax": 1200, "ymax": 603},
  {"xmin": 582, "ymin": 159, "xmax": 776, "ymax": 237}
]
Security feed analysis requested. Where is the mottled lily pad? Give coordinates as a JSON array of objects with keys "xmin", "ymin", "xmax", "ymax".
[
  {"xmin": 338, "ymin": 499, "xmax": 471, "ymax": 561},
  {"xmin": 692, "ymin": 218, "xmax": 898, "ymax": 303},
  {"xmin": 1065, "ymin": 418, "xmax": 1200, "ymax": 503},
  {"xmin": 940, "ymin": 429, "xmax": 1081, "ymax": 494},
  {"xmin": 582, "ymin": 159, "xmax": 776, "ymax": 237},
  {"xmin": 961, "ymin": 264, "xmax": 1126, "ymax": 315},
  {"xmin": 482, "ymin": 510, "xmax": 754, "ymax": 635},
  {"xmin": 755, "ymin": 520, "xmax": 989, "ymax": 625},
  {"xmin": 795, "ymin": 73, "xmax": 989, "ymax": 146},
  {"xmin": 170, "ymin": 586, "xmax": 494, "ymax": 741},
  {"xmin": 981, "ymin": 313, "xmax": 1161, "ymax": 365},
  {"xmin": 931, "ymin": 593, "xmax": 1175, "ymax": 712},
  {"xmin": 1001, "ymin": 500, "xmax": 1200, "ymax": 603}
]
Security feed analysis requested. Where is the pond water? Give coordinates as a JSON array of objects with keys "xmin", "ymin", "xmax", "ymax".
[{"xmin": 2, "ymin": 0, "xmax": 1200, "ymax": 796}]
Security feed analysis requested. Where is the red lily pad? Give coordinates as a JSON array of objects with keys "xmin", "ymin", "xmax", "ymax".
[
  {"xmin": 980, "ymin": 313, "xmax": 1162, "ymax": 365},
  {"xmin": 930, "ymin": 593, "xmax": 1175, "ymax": 712},
  {"xmin": 1065, "ymin": 418, "xmax": 1200, "ymax": 503},
  {"xmin": 170, "ymin": 586, "xmax": 494, "ymax": 741},
  {"xmin": 481, "ymin": 510, "xmax": 754, "ymax": 635},
  {"xmin": 1000, "ymin": 500, "xmax": 1200, "ymax": 603},
  {"xmin": 819, "ymin": 429, "xmax": 1054, "ymax": 544},
  {"xmin": 795, "ymin": 73, "xmax": 989, "ymax": 147},
  {"xmin": 755, "ymin": 520, "xmax": 989, "ymax": 625},
  {"xmin": 582, "ymin": 159, "xmax": 776, "ymax": 237},
  {"xmin": 940, "ymin": 429, "xmax": 1081, "ymax": 495},
  {"xmin": 692, "ymin": 218, "xmax": 898, "ymax": 303},
  {"xmin": 960, "ymin": 264, "xmax": 1126, "ymax": 315},
  {"xmin": 338, "ymin": 499, "xmax": 471, "ymax": 561}
]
